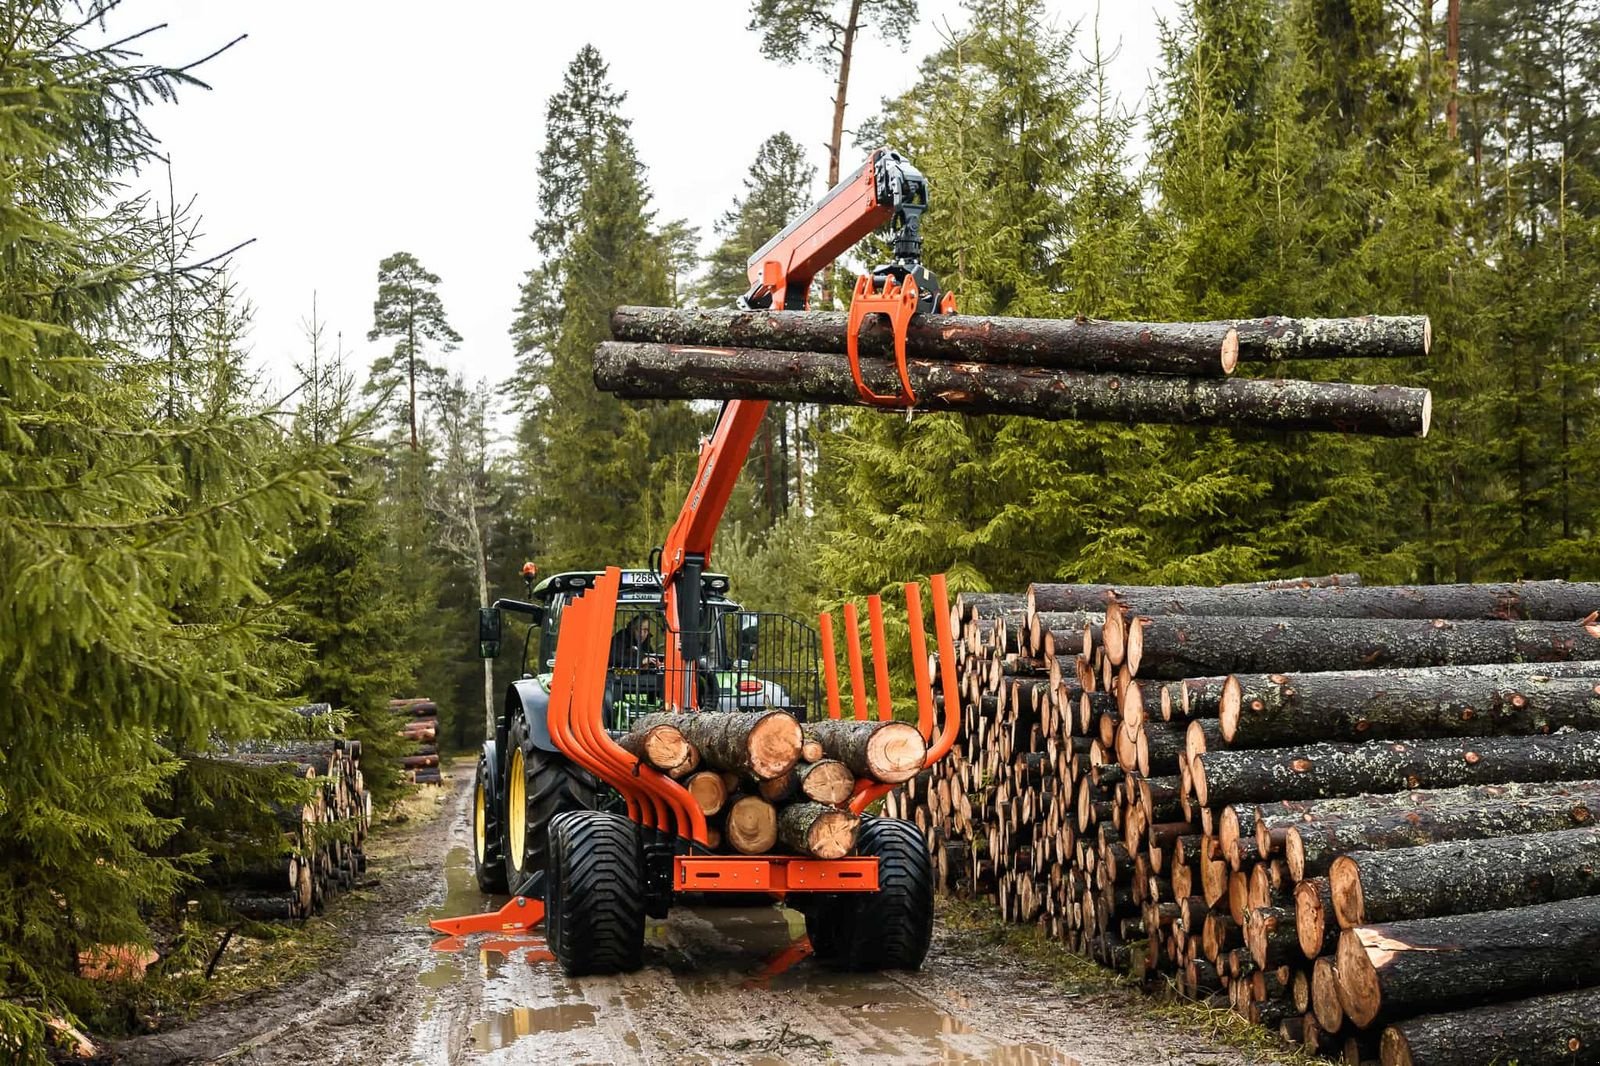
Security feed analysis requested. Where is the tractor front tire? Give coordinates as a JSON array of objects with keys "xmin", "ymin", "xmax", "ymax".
[
  {"xmin": 547, "ymin": 812, "xmax": 646, "ymax": 976},
  {"xmin": 472, "ymin": 742, "xmax": 509, "ymax": 893},
  {"xmin": 833, "ymin": 818, "xmax": 934, "ymax": 972},
  {"xmin": 503, "ymin": 715, "xmax": 597, "ymax": 895}
]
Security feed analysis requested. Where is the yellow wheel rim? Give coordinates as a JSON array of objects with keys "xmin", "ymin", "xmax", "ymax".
[
  {"xmin": 508, "ymin": 746, "xmax": 526, "ymax": 872},
  {"xmin": 473, "ymin": 775, "xmax": 487, "ymax": 863}
]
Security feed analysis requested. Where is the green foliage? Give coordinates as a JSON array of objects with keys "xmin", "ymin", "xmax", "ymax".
[
  {"xmin": 748, "ymin": 0, "xmax": 914, "ymax": 73},
  {"xmin": 364, "ymin": 252, "xmax": 461, "ymax": 449}
]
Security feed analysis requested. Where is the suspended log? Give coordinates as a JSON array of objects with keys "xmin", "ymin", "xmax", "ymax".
[
  {"xmin": 1193, "ymin": 731, "xmax": 1600, "ymax": 807},
  {"xmin": 1028, "ymin": 580, "xmax": 1600, "ymax": 621},
  {"xmin": 593, "ymin": 342, "xmax": 1432, "ymax": 438},
  {"xmin": 1219, "ymin": 666, "xmax": 1600, "ymax": 746},
  {"xmin": 1124, "ymin": 615, "xmax": 1600, "ymax": 680},
  {"xmin": 1230, "ymin": 315, "xmax": 1430, "ymax": 361},
  {"xmin": 802, "ymin": 719, "xmax": 926, "ymax": 784},
  {"xmin": 637, "ymin": 710, "xmax": 801, "ymax": 781},
  {"xmin": 724, "ymin": 796, "xmax": 779, "ymax": 854},
  {"xmin": 1337, "ymin": 895, "xmax": 1600, "ymax": 1027},
  {"xmin": 1329, "ymin": 826, "xmax": 1600, "ymax": 928},
  {"xmin": 609, "ymin": 305, "xmax": 1241, "ymax": 376},
  {"xmin": 796, "ymin": 759, "xmax": 855, "ymax": 805},
  {"xmin": 778, "ymin": 803, "xmax": 860, "ymax": 859},
  {"xmin": 1285, "ymin": 779, "xmax": 1600, "ymax": 879},
  {"xmin": 617, "ymin": 719, "xmax": 694, "ymax": 774},
  {"xmin": 1378, "ymin": 986, "xmax": 1600, "ymax": 1066}
]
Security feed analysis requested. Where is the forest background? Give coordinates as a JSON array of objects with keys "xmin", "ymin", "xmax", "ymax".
[{"xmin": 2, "ymin": 0, "xmax": 1596, "ymax": 1054}]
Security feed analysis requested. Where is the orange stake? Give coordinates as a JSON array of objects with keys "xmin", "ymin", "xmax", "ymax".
[
  {"xmin": 819, "ymin": 611, "xmax": 842, "ymax": 720},
  {"xmin": 843, "ymin": 602, "xmax": 868, "ymax": 721},
  {"xmin": 867, "ymin": 595, "xmax": 893, "ymax": 721},
  {"xmin": 905, "ymin": 582, "xmax": 935, "ymax": 743}
]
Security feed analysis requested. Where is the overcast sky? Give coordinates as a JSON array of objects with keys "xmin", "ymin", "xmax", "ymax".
[{"xmin": 106, "ymin": 1, "xmax": 1178, "ymax": 408}]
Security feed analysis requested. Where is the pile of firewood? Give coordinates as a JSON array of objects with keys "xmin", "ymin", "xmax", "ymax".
[
  {"xmin": 891, "ymin": 578, "xmax": 1600, "ymax": 1065},
  {"xmin": 204, "ymin": 705, "xmax": 372, "ymax": 921},
  {"xmin": 619, "ymin": 710, "xmax": 926, "ymax": 856},
  {"xmin": 596, "ymin": 308, "xmax": 1432, "ymax": 438},
  {"xmin": 392, "ymin": 697, "xmax": 441, "ymax": 785}
]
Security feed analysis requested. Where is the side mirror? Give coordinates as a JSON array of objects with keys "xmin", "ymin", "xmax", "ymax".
[
  {"xmin": 736, "ymin": 612, "xmax": 759, "ymax": 662},
  {"xmin": 478, "ymin": 607, "xmax": 502, "ymax": 659}
]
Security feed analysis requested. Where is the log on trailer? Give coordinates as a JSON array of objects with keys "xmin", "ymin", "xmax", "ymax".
[
  {"xmin": 796, "ymin": 759, "xmax": 855, "ymax": 805},
  {"xmin": 636, "ymin": 710, "xmax": 801, "ymax": 781},
  {"xmin": 593, "ymin": 342, "xmax": 1432, "ymax": 438},
  {"xmin": 802, "ymin": 719, "xmax": 927, "ymax": 783},
  {"xmin": 778, "ymin": 802, "xmax": 860, "ymax": 859},
  {"xmin": 1378, "ymin": 986, "xmax": 1600, "ymax": 1066},
  {"xmin": 617, "ymin": 719, "xmax": 694, "ymax": 774}
]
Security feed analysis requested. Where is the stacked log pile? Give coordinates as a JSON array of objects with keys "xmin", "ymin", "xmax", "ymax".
[
  {"xmin": 598, "ymin": 308, "xmax": 1433, "ymax": 438},
  {"xmin": 618, "ymin": 710, "xmax": 926, "ymax": 856},
  {"xmin": 207, "ymin": 704, "xmax": 373, "ymax": 921},
  {"xmin": 392, "ymin": 697, "xmax": 441, "ymax": 785},
  {"xmin": 891, "ymin": 580, "xmax": 1600, "ymax": 1064}
]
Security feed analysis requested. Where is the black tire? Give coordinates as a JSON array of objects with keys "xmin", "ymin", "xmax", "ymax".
[
  {"xmin": 802, "ymin": 898, "xmax": 848, "ymax": 964},
  {"xmin": 503, "ymin": 715, "xmax": 597, "ymax": 895},
  {"xmin": 835, "ymin": 818, "xmax": 934, "ymax": 971},
  {"xmin": 546, "ymin": 812, "xmax": 646, "ymax": 976},
  {"xmin": 472, "ymin": 742, "xmax": 509, "ymax": 893}
]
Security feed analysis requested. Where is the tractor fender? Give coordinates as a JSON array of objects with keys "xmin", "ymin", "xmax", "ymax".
[{"xmin": 507, "ymin": 677, "xmax": 562, "ymax": 754}]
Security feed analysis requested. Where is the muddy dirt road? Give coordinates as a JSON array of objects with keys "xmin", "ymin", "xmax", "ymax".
[{"xmin": 112, "ymin": 766, "xmax": 1264, "ymax": 1065}]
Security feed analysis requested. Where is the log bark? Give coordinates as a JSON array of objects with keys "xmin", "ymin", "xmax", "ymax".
[
  {"xmin": 1246, "ymin": 906, "xmax": 1299, "ymax": 969},
  {"xmin": 594, "ymin": 341, "xmax": 1432, "ymax": 438},
  {"xmin": 1329, "ymin": 826, "xmax": 1600, "ymax": 928},
  {"xmin": 617, "ymin": 720, "xmax": 693, "ymax": 774},
  {"xmin": 802, "ymin": 719, "xmax": 926, "ymax": 784},
  {"xmin": 1029, "ymin": 579, "xmax": 1599, "ymax": 621},
  {"xmin": 1193, "ymin": 731, "xmax": 1600, "ymax": 807},
  {"xmin": 1284, "ymin": 779, "xmax": 1600, "ymax": 879},
  {"xmin": 778, "ymin": 802, "xmax": 860, "ymax": 859},
  {"xmin": 638, "ymin": 710, "xmax": 801, "ymax": 781},
  {"xmin": 725, "ymin": 795, "xmax": 779, "ymax": 854},
  {"xmin": 796, "ymin": 759, "xmax": 855, "ymax": 805},
  {"xmin": 1224, "ymin": 573, "xmax": 1363, "ymax": 589},
  {"xmin": 1125, "ymin": 615, "xmax": 1600, "ymax": 680},
  {"xmin": 1337, "ymin": 895, "xmax": 1600, "ymax": 1027},
  {"xmin": 610, "ymin": 305, "xmax": 1241, "ymax": 376},
  {"xmin": 1379, "ymin": 986, "xmax": 1600, "ymax": 1066},
  {"xmin": 1231, "ymin": 315, "xmax": 1430, "ymax": 361},
  {"xmin": 1219, "ymin": 665, "xmax": 1600, "ymax": 746}
]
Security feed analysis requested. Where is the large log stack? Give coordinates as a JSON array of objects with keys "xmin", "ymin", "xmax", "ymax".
[
  {"xmin": 392, "ymin": 697, "xmax": 442, "ymax": 785},
  {"xmin": 617, "ymin": 710, "xmax": 926, "ymax": 857},
  {"xmin": 598, "ymin": 309, "xmax": 1433, "ymax": 438},
  {"xmin": 888, "ymin": 579, "xmax": 1600, "ymax": 1065}
]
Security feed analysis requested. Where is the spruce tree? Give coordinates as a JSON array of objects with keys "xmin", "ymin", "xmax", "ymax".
[{"xmin": 365, "ymin": 251, "xmax": 461, "ymax": 450}]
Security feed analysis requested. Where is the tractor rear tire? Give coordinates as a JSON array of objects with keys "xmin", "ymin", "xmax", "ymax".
[
  {"xmin": 503, "ymin": 715, "xmax": 597, "ymax": 895},
  {"xmin": 546, "ymin": 812, "xmax": 646, "ymax": 976},
  {"xmin": 835, "ymin": 818, "xmax": 934, "ymax": 971},
  {"xmin": 472, "ymin": 742, "xmax": 509, "ymax": 893}
]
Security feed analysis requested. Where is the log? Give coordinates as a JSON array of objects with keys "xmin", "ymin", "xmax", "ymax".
[
  {"xmin": 608, "ymin": 305, "xmax": 1241, "ymax": 376},
  {"xmin": 1230, "ymin": 315, "xmax": 1430, "ymax": 361},
  {"xmin": 778, "ymin": 803, "xmax": 860, "ymax": 859},
  {"xmin": 1312, "ymin": 955, "xmax": 1345, "ymax": 1034},
  {"xmin": 1285, "ymin": 779, "xmax": 1600, "ymax": 879},
  {"xmin": 224, "ymin": 893, "xmax": 299, "ymax": 921},
  {"xmin": 1028, "ymin": 580, "xmax": 1600, "ymax": 621},
  {"xmin": 1329, "ymin": 826, "xmax": 1600, "ymax": 928},
  {"xmin": 593, "ymin": 342, "xmax": 1433, "ymax": 438},
  {"xmin": 796, "ymin": 760, "xmax": 855, "ymax": 805},
  {"xmin": 617, "ymin": 720, "xmax": 693, "ymax": 773},
  {"xmin": 685, "ymin": 771, "xmax": 728, "ymax": 816},
  {"xmin": 802, "ymin": 719, "xmax": 926, "ymax": 784},
  {"xmin": 638, "ymin": 710, "xmax": 801, "ymax": 781},
  {"xmin": 1219, "ymin": 666, "xmax": 1600, "ymax": 746},
  {"xmin": 1125, "ymin": 615, "xmax": 1600, "ymax": 680},
  {"xmin": 1294, "ymin": 878, "xmax": 1337, "ymax": 959},
  {"xmin": 801, "ymin": 739, "xmax": 825, "ymax": 763},
  {"xmin": 1337, "ymin": 895, "xmax": 1600, "ymax": 1027},
  {"xmin": 1378, "ymin": 986, "xmax": 1600, "ymax": 1066},
  {"xmin": 1245, "ymin": 906, "xmax": 1299, "ymax": 969},
  {"xmin": 758, "ymin": 770, "xmax": 797, "ymax": 803},
  {"xmin": 1223, "ymin": 573, "xmax": 1363, "ymax": 589},
  {"xmin": 725, "ymin": 795, "xmax": 779, "ymax": 854},
  {"xmin": 1193, "ymin": 732, "xmax": 1600, "ymax": 807}
]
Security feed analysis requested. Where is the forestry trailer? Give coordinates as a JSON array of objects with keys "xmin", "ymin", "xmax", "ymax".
[{"xmin": 431, "ymin": 149, "xmax": 963, "ymax": 975}]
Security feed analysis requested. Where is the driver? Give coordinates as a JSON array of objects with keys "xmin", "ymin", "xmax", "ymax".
[{"xmin": 609, "ymin": 614, "xmax": 656, "ymax": 668}]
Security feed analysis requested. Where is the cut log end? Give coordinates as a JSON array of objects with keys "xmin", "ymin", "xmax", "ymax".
[
  {"xmin": 749, "ymin": 713, "xmax": 805, "ymax": 780},
  {"xmin": 1335, "ymin": 928, "xmax": 1385, "ymax": 1028},
  {"xmin": 726, "ymin": 796, "xmax": 779, "ymax": 854},
  {"xmin": 685, "ymin": 771, "xmax": 728, "ymax": 816},
  {"xmin": 1218, "ymin": 675, "xmax": 1243, "ymax": 741},
  {"xmin": 866, "ymin": 721, "xmax": 928, "ymax": 784},
  {"xmin": 797, "ymin": 759, "xmax": 855, "ymax": 806},
  {"xmin": 1419, "ymin": 390, "xmax": 1432, "ymax": 438},
  {"xmin": 1329, "ymin": 855, "xmax": 1364, "ymax": 929},
  {"xmin": 1221, "ymin": 328, "xmax": 1240, "ymax": 374}
]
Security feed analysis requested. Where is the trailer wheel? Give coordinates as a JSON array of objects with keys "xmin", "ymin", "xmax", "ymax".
[
  {"xmin": 838, "ymin": 818, "xmax": 934, "ymax": 971},
  {"xmin": 546, "ymin": 812, "xmax": 646, "ymax": 975},
  {"xmin": 503, "ymin": 715, "xmax": 596, "ymax": 895},
  {"xmin": 802, "ymin": 899, "xmax": 847, "ymax": 964},
  {"xmin": 472, "ymin": 741, "xmax": 508, "ymax": 893}
]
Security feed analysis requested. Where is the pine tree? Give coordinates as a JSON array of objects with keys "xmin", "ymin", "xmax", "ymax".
[{"xmin": 365, "ymin": 252, "xmax": 461, "ymax": 450}]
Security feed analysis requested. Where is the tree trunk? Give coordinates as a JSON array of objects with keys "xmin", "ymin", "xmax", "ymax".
[
  {"xmin": 610, "ymin": 305, "xmax": 1240, "ymax": 376},
  {"xmin": 1025, "ymin": 579, "xmax": 1600, "ymax": 620},
  {"xmin": 1284, "ymin": 779, "xmax": 1600, "ymax": 879},
  {"xmin": 1194, "ymin": 731, "xmax": 1600, "ymax": 807},
  {"xmin": 593, "ymin": 342, "xmax": 1433, "ymax": 439},
  {"xmin": 1378, "ymin": 986, "xmax": 1600, "ymax": 1066},
  {"xmin": 802, "ymin": 719, "xmax": 926, "ymax": 783},
  {"xmin": 636, "ymin": 710, "xmax": 801, "ymax": 781},
  {"xmin": 1218, "ymin": 665, "xmax": 1600, "ymax": 746},
  {"xmin": 796, "ymin": 759, "xmax": 854, "ymax": 805},
  {"xmin": 1337, "ymin": 895, "xmax": 1600, "ymax": 1027},
  {"xmin": 724, "ymin": 795, "xmax": 779, "ymax": 854},
  {"xmin": 617, "ymin": 719, "xmax": 694, "ymax": 774},
  {"xmin": 778, "ymin": 802, "xmax": 859, "ymax": 859},
  {"xmin": 1125, "ymin": 615, "xmax": 1600, "ymax": 680},
  {"xmin": 1329, "ymin": 826, "xmax": 1600, "ymax": 928},
  {"xmin": 1230, "ymin": 315, "xmax": 1430, "ymax": 361}
]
